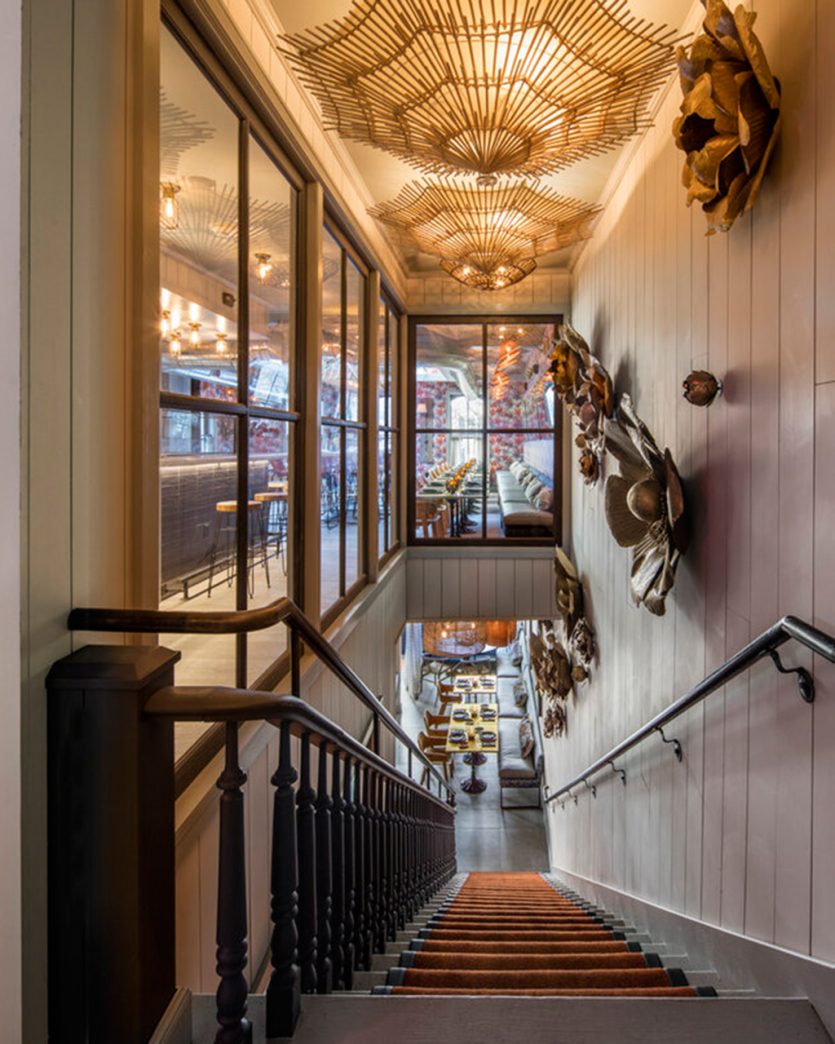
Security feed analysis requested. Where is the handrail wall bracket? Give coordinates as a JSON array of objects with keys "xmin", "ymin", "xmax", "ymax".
[{"xmin": 768, "ymin": 648, "xmax": 815, "ymax": 703}]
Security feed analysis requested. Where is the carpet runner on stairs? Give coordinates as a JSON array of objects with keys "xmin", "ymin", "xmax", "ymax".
[{"xmin": 373, "ymin": 872, "xmax": 716, "ymax": 997}]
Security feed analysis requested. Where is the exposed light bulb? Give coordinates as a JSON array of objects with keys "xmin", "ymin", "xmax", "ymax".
[
  {"xmin": 170, "ymin": 332, "xmax": 181, "ymax": 356},
  {"xmin": 254, "ymin": 252, "xmax": 273, "ymax": 286},
  {"xmin": 216, "ymin": 332, "xmax": 227, "ymax": 354},
  {"xmin": 161, "ymin": 310, "xmax": 171, "ymax": 338},
  {"xmin": 160, "ymin": 183, "xmax": 180, "ymax": 229},
  {"xmin": 189, "ymin": 321, "xmax": 201, "ymax": 347}
]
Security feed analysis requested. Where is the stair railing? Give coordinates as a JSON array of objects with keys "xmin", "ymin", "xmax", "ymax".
[
  {"xmin": 147, "ymin": 688, "xmax": 456, "ymax": 1040},
  {"xmin": 544, "ymin": 614, "xmax": 835, "ymax": 807},
  {"xmin": 68, "ymin": 594, "xmax": 453, "ymax": 800},
  {"xmin": 57, "ymin": 597, "xmax": 457, "ymax": 1042}
]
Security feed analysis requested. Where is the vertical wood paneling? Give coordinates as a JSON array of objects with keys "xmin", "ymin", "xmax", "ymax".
[{"xmin": 546, "ymin": 0, "xmax": 832, "ymax": 968}]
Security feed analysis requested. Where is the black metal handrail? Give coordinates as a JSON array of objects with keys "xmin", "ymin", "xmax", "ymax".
[
  {"xmin": 147, "ymin": 684, "xmax": 456, "ymax": 1040},
  {"xmin": 545, "ymin": 615, "xmax": 835, "ymax": 806},
  {"xmin": 68, "ymin": 595, "xmax": 454, "ymax": 801}
]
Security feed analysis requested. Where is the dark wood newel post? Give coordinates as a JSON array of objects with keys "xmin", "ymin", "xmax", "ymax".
[
  {"xmin": 215, "ymin": 723, "xmax": 252, "ymax": 1044},
  {"xmin": 47, "ymin": 645, "xmax": 179, "ymax": 1043},
  {"xmin": 266, "ymin": 721, "xmax": 300, "ymax": 1039}
]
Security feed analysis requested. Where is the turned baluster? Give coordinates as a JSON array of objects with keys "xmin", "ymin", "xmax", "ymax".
[
  {"xmin": 266, "ymin": 722, "xmax": 300, "ymax": 1040},
  {"xmin": 353, "ymin": 759, "xmax": 369, "ymax": 970},
  {"xmin": 315, "ymin": 741, "xmax": 333, "ymax": 993},
  {"xmin": 375, "ymin": 773, "xmax": 388, "ymax": 952},
  {"xmin": 363, "ymin": 765, "xmax": 376, "ymax": 966},
  {"xmin": 342, "ymin": 756, "xmax": 356, "ymax": 990},
  {"xmin": 395, "ymin": 783, "xmax": 406, "ymax": 930},
  {"xmin": 296, "ymin": 732, "xmax": 317, "ymax": 993},
  {"xmin": 329, "ymin": 748, "xmax": 345, "ymax": 990},
  {"xmin": 385, "ymin": 777, "xmax": 397, "ymax": 941},
  {"xmin": 214, "ymin": 724, "xmax": 252, "ymax": 1044},
  {"xmin": 405, "ymin": 789, "xmax": 416, "ymax": 923}
]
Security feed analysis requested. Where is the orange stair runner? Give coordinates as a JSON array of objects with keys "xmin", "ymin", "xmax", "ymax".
[{"xmin": 374, "ymin": 872, "xmax": 715, "ymax": 997}]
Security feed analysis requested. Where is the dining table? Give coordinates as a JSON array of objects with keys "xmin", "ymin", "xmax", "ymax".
[{"xmin": 445, "ymin": 701, "xmax": 499, "ymax": 794}]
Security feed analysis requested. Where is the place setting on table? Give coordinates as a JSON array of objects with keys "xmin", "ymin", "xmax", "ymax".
[{"xmin": 446, "ymin": 700, "xmax": 499, "ymax": 794}]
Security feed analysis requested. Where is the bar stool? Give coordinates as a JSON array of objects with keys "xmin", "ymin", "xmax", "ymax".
[
  {"xmin": 207, "ymin": 500, "xmax": 270, "ymax": 597},
  {"xmin": 253, "ymin": 491, "xmax": 287, "ymax": 575}
]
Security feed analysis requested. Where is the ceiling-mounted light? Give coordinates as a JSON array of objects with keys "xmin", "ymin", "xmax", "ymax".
[
  {"xmin": 189, "ymin": 321, "xmax": 201, "ymax": 347},
  {"xmin": 169, "ymin": 331, "xmax": 181, "ymax": 356},
  {"xmin": 254, "ymin": 252, "xmax": 273, "ymax": 286},
  {"xmin": 281, "ymin": 0, "xmax": 677, "ymax": 180},
  {"xmin": 369, "ymin": 180, "xmax": 600, "ymax": 291},
  {"xmin": 160, "ymin": 182, "xmax": 181, "ymax": 229},
  {"xmin": 161, "ymin": 309, "xmax": 171, "ymax": 338},
  {"xmin": 216, "ymin": 332, "xmax": 228, "ymax": 354}
]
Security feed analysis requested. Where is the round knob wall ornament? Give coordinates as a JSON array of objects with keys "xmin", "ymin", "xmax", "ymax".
[{"xmin": 682, "ymin": 370, "xmax": 723, "ymax": 407}]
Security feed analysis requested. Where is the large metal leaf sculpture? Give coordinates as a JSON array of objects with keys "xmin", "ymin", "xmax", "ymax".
[
  {"xmin": 604, "ymin": 395, "xmax": 688, "ymax": 616},
  {"xmin": 673, "ymin": 0, "xmax": 781, "ymax": 234}
]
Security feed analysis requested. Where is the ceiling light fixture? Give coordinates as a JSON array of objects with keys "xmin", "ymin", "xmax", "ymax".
[
  {"xmin": 369, "ymin": 180, "xmax": 601, "ymax": 290},
  {"xmin": 281, "ymin": 0, "xmax": 677, "ymax": 180},
  {"xmin": 160, "ymin": 182, "xmax": 181, "ymax": 229}
]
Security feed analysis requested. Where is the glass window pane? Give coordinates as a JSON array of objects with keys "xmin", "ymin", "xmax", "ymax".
[
  {"xmin": 377, "ymin": 431, "xmax": 387, "ymax": 554},
  {"xmin": 488, "ymin": 432, "xmax": 555, "ymax": 539},
  {"xmin": 248, "ymin": 137, "xmax": 295, "ymax": 410},
  {"xmin": 159, "ymin": 407, "xmax": 237, "ymax": 692},
  {"xmin": 414, "ymin": 437, "xmax": 484, "ymax": 540},
  {"xmin": 160, "ymin": 27, "xmax": 240, "ymax": 398},
  {"xmin": 321, "ymin": 229, "xmax": 342, "ymax": 418},
  {"xmin": 345, "ymin": 259, "xmax": 364, "ymax": 423},
  {"xmin": 247, "ymin": 418, "xmax": 292, "ymax": 683},
  {"xmin": 389, "ymin": 309, "xmax": 398, "ymax": 429},
  {"xmin": 320, "ymin": 425, "xmax": 341, "ymax": 612},
  {"xmin": 416, "ymin": 323, "xmax": 483, "ymax": 430},
  {"xmin": 345, "ymin": 429, "xmax": 362, "ymax": 589},
  {"xmin": 377, "ymin": 300, "xmax": 387, "ymax": 428},
  {"xmin": 387, "ymin": 431, "xmax": 397, "ymax": 549},
  {"xmin": 486, "ymin": 322, "xmax": 556, "ymax": 428}
]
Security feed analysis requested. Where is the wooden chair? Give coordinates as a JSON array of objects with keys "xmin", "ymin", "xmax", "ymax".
[
  {"xmin": 418, "ymin": 730, "xmax": 452, "ymax": 785},
  {"xmin": 436, "ymin": 682, "xmax": 459, "ymax": 713},
  {"xmin": 424, "ymin": 710, "xmax": 450, "ymax": 733}
]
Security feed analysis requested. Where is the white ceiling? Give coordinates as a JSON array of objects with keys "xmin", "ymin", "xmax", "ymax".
[{"xmin": 268, "ymin": 0, "xmax": 695, "ymax": 274}]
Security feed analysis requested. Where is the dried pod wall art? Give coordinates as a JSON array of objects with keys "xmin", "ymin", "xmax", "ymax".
[{"xmin": 673, "ymin": 0, "xmax": 781, "ymax": 234}]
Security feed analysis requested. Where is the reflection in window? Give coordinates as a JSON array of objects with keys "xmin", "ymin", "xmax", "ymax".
[
  {"xmin": 412, "ymin": 320, "xmax": 558, "ymax": 542},
  {"xmin": 159, "ymin": 25, "xmax": 299, "ymax": 738},
  {"xmin": 377, "ymin": 296, "xmax": 400, "ymax": 560},
  {"xmin": 320, "ymin": 225, "xmax": 366, "ymax": 619}
]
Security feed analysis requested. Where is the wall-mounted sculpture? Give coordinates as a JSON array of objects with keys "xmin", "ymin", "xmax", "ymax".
[
  {"xmin": 673, "ymin": 0, "xmax": 781, "ymax": 235},
  {"xmin": 683, "ymin": 369, "xmax": 723, "ymax": 406},
  {"xmin": 549, "ymin": 323, "xmax": 614, "ymax": 486},
  {"xmin": 529, "ymin": 623, "xmax": 571, "ymax": 738},
  {"xmin": 604, "ymin": 395, "xmax": 689, "ymax": 616},
  {"xmin": 554, "ymin": 547, "xmax": 596, "ymax": 683}
]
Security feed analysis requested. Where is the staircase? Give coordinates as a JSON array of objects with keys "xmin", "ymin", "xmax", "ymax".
[{"xmin": 373, "ymin": 872, "xmax": 713, "ymax": 997}]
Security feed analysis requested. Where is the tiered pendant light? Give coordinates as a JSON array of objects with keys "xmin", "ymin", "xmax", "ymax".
[
  {"xmin": 369, "ymin": 180, "xmax": 601, "ymax": 290},
  {"xmin": 281, "ymin": 0, "xmax": 677, "ymax": 181}
]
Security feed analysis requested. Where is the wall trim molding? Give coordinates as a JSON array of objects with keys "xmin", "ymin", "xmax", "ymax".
[{"xmin": 551, "ymin": 867, "xmax": 835, "ymax": 1039}]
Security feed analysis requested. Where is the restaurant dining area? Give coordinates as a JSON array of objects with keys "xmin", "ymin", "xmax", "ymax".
[{"xmin": 396, "ymin": 619, "xmax": 550, "ymax": 872}]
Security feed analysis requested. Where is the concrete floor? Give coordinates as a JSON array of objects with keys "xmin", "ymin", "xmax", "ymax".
[{"xmin": 396, "ymin": 649, "xmax": 550, "ymax": 873}]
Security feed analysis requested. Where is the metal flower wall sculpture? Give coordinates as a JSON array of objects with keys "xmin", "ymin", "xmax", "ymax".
[
  {"xmin": 604, "ymin": 395, "xmax": 688, "ymax": 616},
  {"xmin": 673, "ymin": 0, "xmax": 781, "ymax": 234},
  {"xmin": 548, "ymin": 323, "xmax": 690, "ymax": 617},
  {"xmin": 548, "ymin": 323, "xmax": 614, "ymax": 485}
]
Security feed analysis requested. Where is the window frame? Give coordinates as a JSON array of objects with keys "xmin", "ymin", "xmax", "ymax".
[
  {"xmin": 159, "ymin": 13, "xmax": 305, "ymax": 697},
  {"xmin": 378, "ymin": 291, "xmax": 401, "ymax": 565},
  {"xmin": 319, "ymin": 215, "xmax": 369, "ymax": 628},
  {"xmin": 407, "ymin": 314, "xmax": 563, "ymax": 547}
]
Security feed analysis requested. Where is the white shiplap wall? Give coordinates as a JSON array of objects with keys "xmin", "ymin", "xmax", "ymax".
[{"xmin": 547, "ymin": 0, "xmax": 835, "ymax": 970}]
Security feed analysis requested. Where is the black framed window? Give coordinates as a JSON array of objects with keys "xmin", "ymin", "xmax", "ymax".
[
  {"xmin": 320, "ymin": 224, "xmax": 367, "ymax": 620},
  {"xmin": 377, "ymin": 294, "xmax": 400, "ymax": 561},
  {"xmin": 158, "ymin": 21, "xmax": 302, "ymax": 700},
  {"xmin": 409, "ymin": 316, "xmax": 561, "ymax": 544}
]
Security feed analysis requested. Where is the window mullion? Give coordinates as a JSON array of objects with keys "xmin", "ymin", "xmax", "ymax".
[{"xmin": 235, "ymin": 117, "xmax": 251, "ymax": 685}]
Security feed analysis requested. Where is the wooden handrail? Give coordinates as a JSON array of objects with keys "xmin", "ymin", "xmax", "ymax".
[
  {"xmin": 145, "ymin": 687, "xmax": 454, "ymax": 812},
  {"xmin": 68, "ymin": 596, "xmax": 455, "ymax": 801},
  {"xmin": 545, "ymin": 615, "xmax": 835, "ymax": 806}
]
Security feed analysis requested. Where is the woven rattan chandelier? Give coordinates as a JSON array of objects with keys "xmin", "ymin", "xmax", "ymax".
[
  {"xmin": 369, "ymin": 180, "xmax": 600, "ymax": 289},
  {"xmin": 280, "ymin": 0, "xmax": 677, "ymax": 180}
]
